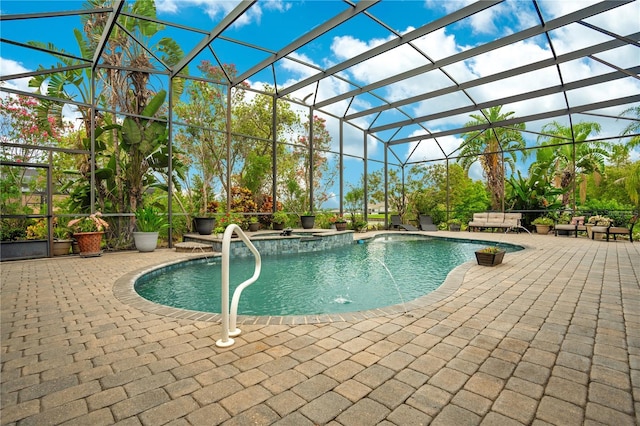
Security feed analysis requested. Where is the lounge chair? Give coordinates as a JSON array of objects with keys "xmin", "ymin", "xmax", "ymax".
[
  {"xmin": 419, "ymin": 214, "xmax": 437, "ymax": 231},
  {"xmin": 591, "ymin": 215, "xmax": 637, "ymax": 242},
  {"xmin": 390, "ymin": 215, "xmax": 419, "ymax": 231},
  {"xmin": 554, "ymin": 216, "xmax": 586, "ymax": 238}
]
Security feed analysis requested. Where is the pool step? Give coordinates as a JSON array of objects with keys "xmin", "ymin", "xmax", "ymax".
[{"xmin": 174, "ymin": 242, "xmax": 214, "ymax": 253}]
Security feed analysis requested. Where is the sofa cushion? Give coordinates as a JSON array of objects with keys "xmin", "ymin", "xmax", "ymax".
[{"xmin": 473, "ymin": 213, "xmax": 488, "ymax": 221}]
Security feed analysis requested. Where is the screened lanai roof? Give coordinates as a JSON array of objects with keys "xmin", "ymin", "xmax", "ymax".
[{"xmin": 1, "ymin": 0, "xmax": 639, "ymax": 166}]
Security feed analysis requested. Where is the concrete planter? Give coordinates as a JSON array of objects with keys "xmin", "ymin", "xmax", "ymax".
[
  {"xmin": 53, "ymin": 239, "xmax": 72, "ymax": 256},
  {"xmin": 0, "ymin": 239, "xmax": 48, "ymax": 261},
  {"xmin": 133, "ymin": 231, "xmax": 159, "ymax": 252}
]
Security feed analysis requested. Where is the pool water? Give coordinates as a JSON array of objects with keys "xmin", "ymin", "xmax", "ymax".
[{"xmin": 135, "ymin": 235, "xmax": 521, "ymax": 316}]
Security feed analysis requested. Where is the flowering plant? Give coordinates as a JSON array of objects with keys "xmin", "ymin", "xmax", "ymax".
[
  {"xmin": 329, "ymin": 215, "xmax": 346, "ymax": 224},
  {"xmin": 68, "ymin": 213, "xmax": 109, "ymax": 233},
  {"xmin": 587, "ymin": 215, "xmax": 612, "ymax": 226},
  {"xmin": 477, "ymin": 246, "xmax": 503, "ymax": 254},
  {"xmin": 214, "ymin": 212, "xmax": 243, "ymax": 234}
]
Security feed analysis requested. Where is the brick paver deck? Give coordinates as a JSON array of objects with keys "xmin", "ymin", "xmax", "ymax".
[{"xmin": 1, "ymin": 231, "xmax": 638, "ymax": 425}]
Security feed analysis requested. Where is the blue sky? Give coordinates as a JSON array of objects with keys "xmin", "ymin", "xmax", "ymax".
[{"xmin": 1, "ymin": 1, "xmax": 639, "ymax": 207}]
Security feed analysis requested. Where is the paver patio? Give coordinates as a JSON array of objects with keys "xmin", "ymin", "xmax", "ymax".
[{"xmin": 1, "ymin": 231, "xmax": 638, "ymax": 425}]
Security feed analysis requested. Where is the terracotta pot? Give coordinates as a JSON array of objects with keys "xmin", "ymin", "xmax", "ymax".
[
  {"xmin": 535, "ymin": 224, "xmax": 551, "ymax": 235},
  {"xmin": 73, "ymin": 232, "xmax": 104, "ymax": 257}
]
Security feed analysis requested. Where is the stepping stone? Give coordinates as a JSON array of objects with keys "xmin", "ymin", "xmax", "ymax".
[{"xmin": 174, "ymin": 241, "xmax": 214, "ymax": 253}]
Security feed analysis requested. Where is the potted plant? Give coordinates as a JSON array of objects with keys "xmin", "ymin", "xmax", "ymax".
[
  {"xmin": 532, "ymin": 216, "xmax": 554, "ymax": 235},
  {"xmin": 272, "ymin": 211, "xmax": 288, "ymax": 230},
  {"xmin": 447, "ymin": 219, "xmax": 462, "ymax": 232},
  {"xmin": 247, "ymin": 216, "xmax": 260, "ymax": 232},
  {"xmin": 68, "ymin": 213, "xmax": 109, "ymax": 257},
  {"xmin": 475, "ymin": 246, "xmax": 505, "ymax": 266},
  {"xmin": 133, "ymin": 206, "xmax": 168, "ymax": 252},
  {"xmin": 332, "ymin": 215, "xmax": 347, "ymax": 231},
  {"xmin": 192, "ymin": 200, "xmax": 218, "ymax": 235},
  {"xmin": 214, "ymin": 211, "xmax": 244, "ymax": 237},
  {"xmin": 300, "ymin": 211, "xmax": 315, "ymax": 229},
  {"xmin": 52, "ymin": 224, "xmax": 72, "ymax": 256}
]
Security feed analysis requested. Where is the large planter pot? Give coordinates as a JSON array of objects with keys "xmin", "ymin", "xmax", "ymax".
[
  {"xmin": 535, "ymin": 224, "xmax": 552, "ymax": 235},
  {"xmin": 53, "ymin": 239, "xmax": 72, "ymax": 256},
  {"xmin": 133, "ymin": 231, "xmax": 159, "ymax": 252},
  {"xmin": 248, "ymin": 222, "xmax": 260, "ymax": 232},
  {"xmin": 475, "ymin": 250, "xmax": 505, "ymax": 267},
  {"xmin": 0, "ymin": 240, "xmax": 49, "ymax": 261},
  {"xmin": 272, "ymin": 222, "xmax": 285, "ymax": 230},
  {"xmin": 300, "ymin": 215, "xmax": 315, "ymax": 229},
  {"xmin": 73, "ymin": 232, "xmax": 104, "ymax": 257},
  {"xmin": 193, "ymin": 217, "xmax": 215, "ymax": 235},
  {"xmin": 335, "ymin": 222, "xmax": 347, "ymax": 231},
  {"xmin": 449, "ymin": 224, "xmax": 461, "ymax": 232}
]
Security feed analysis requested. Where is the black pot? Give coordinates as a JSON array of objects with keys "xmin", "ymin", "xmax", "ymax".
[
  {"xmin": 193, "ymin": 217, "xmax": 215, "ymax": 235},
  {"xmin": 300, "ymin": 215, "xmax": 315, "ymax": 229}
]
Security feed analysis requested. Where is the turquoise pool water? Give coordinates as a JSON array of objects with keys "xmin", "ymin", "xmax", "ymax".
[{"xmin": 135, "ymin": 235, "xmax": 521, "ymax": 316}]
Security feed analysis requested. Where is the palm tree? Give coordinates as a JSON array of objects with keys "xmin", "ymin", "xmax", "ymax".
[
  {"xmin": 618, "ymin": 106, "xmax": 640, "ymax": 210},
  {"xmin": 535, "ymin": 121, "xmax": 605, "ymax": 208},
  {"xmin": 458, "ymin": 106, "xmax": 526, "ymax": 210},
  {"xmin": 27, "ymin": 0, "xmax": 186, "ymax": 238}
]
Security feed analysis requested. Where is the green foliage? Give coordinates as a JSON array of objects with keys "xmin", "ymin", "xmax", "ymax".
[
  {"xmin": 0, "ymin": 220, "xmax": 27, "ymax": 241},
  {"xmin": 271, "ymin": 211, "xmax": 288, "ymax": 225},
  {"xmin": 344, "ymin": 185, "xmax": 365, "ymax": 225},
  {"xmin": 53, "ymin": 225, "xmax": 70, "ymax": 240},
  {"xmin": 135, "ymin": 206, "xmax": 168, "ymax": 232},
  {"xmin": 532, "ymin": 216, "xmax": 554, "ymax": 226},
  {"xmin": 535, "ymin": 121, "xmax": 605, "ymax": 208},
  {"xmin": 452, "ymin": 181, "xmax": 490, "ymax": 224},
  {"xmin": 26, "ymin": 219, "xmax": 48, "ymax": 240},
  {"xmin": 506, "ymin": 168, "xmax": 565, "ymax": 212}
]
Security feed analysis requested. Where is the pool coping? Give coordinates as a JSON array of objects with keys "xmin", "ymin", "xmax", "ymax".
[{"xmin": 113, "ymin": 232, "xmax": 528, "ymax": 325}]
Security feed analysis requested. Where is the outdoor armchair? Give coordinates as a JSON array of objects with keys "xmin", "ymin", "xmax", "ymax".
[
  {"xmin": 591, "ymin": 215, "xmax": 637, "ymax": 242},
  {"xmin": 554, "ymin": 216, "xmax": 586, "ymax": 238}
]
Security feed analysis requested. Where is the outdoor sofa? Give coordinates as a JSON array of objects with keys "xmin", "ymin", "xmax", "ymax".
[{"xmin": 468, "ymin": 212, "xmax": 527, "ymax": 233}]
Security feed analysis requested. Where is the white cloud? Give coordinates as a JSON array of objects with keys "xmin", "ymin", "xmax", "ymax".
[
  {"xmin": 0, "ymin": 57, "xmax": 33, "ymax": 93},
  {"xmin": 156, "ymin": 0, "xmax": 279, "ymax": 27},
  {"xmin": 0, "ymin": 57, "xmax": 84, "ymax": 130}
]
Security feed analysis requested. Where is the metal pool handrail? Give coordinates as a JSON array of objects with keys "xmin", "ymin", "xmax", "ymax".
[{"xmin": 216, "ymin": 224, "xmax": 262, "ymax": 348}]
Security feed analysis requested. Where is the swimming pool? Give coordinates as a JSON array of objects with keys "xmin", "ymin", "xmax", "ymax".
[{"xmin": 135, "ymin": 234, "xmax": 522, "ymax": 316}]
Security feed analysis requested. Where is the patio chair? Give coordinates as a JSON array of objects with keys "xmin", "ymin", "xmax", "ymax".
[
  {"xmin": 591, "ymin": 215, "xmax": 637, "ymax": 242},
  {"xmin": 390, "ymin": 214, "xmax": 419, "ymax": 231},
  {"xmin": 554, "ymin": 216, "xmax": 586, "ymax": 238},
  {"xmin": 419, "ymin": 214, "xmax": 438, "ymax": 231}
]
